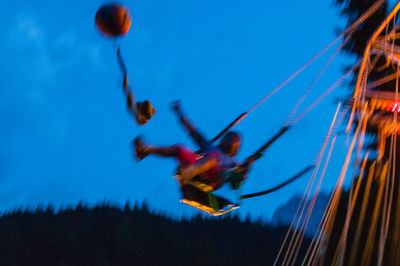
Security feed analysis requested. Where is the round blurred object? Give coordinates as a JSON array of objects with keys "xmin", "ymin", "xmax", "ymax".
[{"xmin": 95, "ymin": 4, "xmax": 132, "ymax": 37}]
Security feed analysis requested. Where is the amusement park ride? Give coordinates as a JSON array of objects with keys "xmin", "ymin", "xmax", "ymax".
[
  {"xmin": 276, "ymin": 1, "xmax": 400, "ymax": 265},
  {"xmin": 93, "ymin": 0, "xmax": 400, "ymax": 217},
  {"xmin": 95, "ymin": 3, "xmax": 315, "ymax": 216},
  {"xmin": 94, "ymin": 0, "xmax": 400, "ymax": 264}
]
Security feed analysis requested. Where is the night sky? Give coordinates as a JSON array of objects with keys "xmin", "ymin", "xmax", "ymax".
[{"xmin": 1, "ymin": 0, "xmax": 394, "ymax": 219}]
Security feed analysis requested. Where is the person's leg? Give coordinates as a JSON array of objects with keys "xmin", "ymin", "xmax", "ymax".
[
  {"xmin": 134, "ymin": 137, "xmax": 173, "ymax": 159},
  {"xmin": 133, "ymin": 137, "xmax": 197, "ymax": 165},
  {"xmin": 145, "ymin": 146, "xmax": 178, "ymax": 157}
]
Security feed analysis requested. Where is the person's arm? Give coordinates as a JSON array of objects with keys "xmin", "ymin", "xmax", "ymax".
[
  {"xmin": 117, "ymin": 47, "xmax": 155, "ymax": 125},
  {"xmin": 117, "ymin": 47, "xmax": 128, "ymax": 80},
  {"xmin": 117, "ymin": 47, "xmax": 134, "ymax": 108},
  {"xmin": 171, "ymin": 101, "xmax": 208, "ymax": 149}
]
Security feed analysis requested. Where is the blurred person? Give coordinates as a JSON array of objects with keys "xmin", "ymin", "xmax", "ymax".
[{"xmin": 134, "ymin": 101, "xmax": 247, "ymax": 191}]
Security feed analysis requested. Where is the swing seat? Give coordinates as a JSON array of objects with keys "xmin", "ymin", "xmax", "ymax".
[{"xmin": 180, "ymin": 184, "xmax": 239, "ymax": 216}]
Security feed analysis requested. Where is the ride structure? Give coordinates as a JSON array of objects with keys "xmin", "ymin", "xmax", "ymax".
[
  {"xmin": 271, "ymin": 1, "xmax": 400, "ymax": 265},
  {"xmin": 109, "ymin": 0, "xmax": 385, "ymax": 219},
  {"xmin": 93, "ymin": 5, "xmax": 400, "ymax": 264}
]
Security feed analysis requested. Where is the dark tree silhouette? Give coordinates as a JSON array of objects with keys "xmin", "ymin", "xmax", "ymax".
[{"xmin": 0, "ymin": 203, "xmax": 310, "ymax": 266}]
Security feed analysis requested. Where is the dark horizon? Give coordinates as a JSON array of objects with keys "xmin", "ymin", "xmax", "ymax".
[{"xmin": 0, "ymin": 201, "xmax": 313, "ymax": 265}]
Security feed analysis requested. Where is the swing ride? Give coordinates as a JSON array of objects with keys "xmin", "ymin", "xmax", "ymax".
[
  {"xmin": 94, "ymin": 3, "xmax": 316, "ymax": 216},
  {"xmin": 93, "ymin": 1, "xmax": 378, "ymax": 217},
  {"xmin": 94, "ymin": 1, "xmax": 400, "ymax": 263}
]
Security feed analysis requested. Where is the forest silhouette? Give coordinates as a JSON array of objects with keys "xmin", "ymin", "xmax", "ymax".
[{"xmin": 0, "ymin": 202, "xmax": 313, "ymax": 265}]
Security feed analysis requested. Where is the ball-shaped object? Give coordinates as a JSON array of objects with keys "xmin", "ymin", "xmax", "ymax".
[{"xmin": 95, "ymin": 4, "xmax": 132, "ymax": 37}]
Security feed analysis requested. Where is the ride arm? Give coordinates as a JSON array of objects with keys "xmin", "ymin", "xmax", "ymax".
[
  {"xmin": 240, "ymin": 164, "xmax": 314, "ymax": 199},
  {"xmin": 244, "ymin": 126, "xmax": 290, "ymax": 168},
  {"xmin": 211, "ymin": 112, "xmax": 248, "ymax": 142},
  {"xmin": 172, "ymin": 101, "xmax": 209, "ymax": 149}
]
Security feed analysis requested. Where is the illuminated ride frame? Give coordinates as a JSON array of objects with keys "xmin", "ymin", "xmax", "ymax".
[{"xmin": 350, "ymin": 2, "xmax": 400, "ymax": 161}]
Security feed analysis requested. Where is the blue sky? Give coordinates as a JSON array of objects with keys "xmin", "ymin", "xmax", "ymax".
[{"xmin": 1, "ymin": 0, "xmax": 386, "ymax": 219}]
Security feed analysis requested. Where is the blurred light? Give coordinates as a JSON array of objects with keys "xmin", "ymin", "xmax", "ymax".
[{"xmin": 390, "ymin": 102, "xmax": 400, "ymax": 112}]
